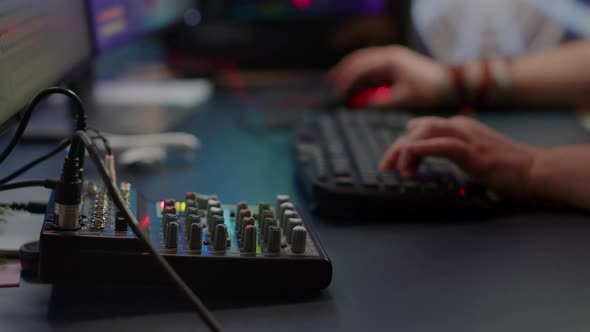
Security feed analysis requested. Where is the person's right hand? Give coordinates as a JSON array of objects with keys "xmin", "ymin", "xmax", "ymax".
[
  {"xmin": 328, "ymin": 46, "xmax": 449, "ymax": 108},
  {"xmin": 379, "ymin": 116, "xmax": 541, "ymax": 200}
]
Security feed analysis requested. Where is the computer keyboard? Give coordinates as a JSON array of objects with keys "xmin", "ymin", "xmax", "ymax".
[{"xmin": 294, "ymin": 111, "xmax": 496, "ymax": 218}]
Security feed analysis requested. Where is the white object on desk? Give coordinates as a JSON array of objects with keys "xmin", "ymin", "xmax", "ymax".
[
  {"xmin": 103, "ymin": 132, "xmax": 201, "ymax": 167},
  {"xmin": 93, "ymin": 79, "xmax": 213, "ymax": 108}
]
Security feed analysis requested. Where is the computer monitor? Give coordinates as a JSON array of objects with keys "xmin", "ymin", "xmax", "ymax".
[
  {"xmin": 89, "ymin": 0, "xmax": 193, "ymax": 53},
  {"xmin": 0, "ymin": 0, "xmax": 93, "ymax": 132},
  {"xmin": 170, "ymin": 0, "xmax": 410, "ymax": 67}
]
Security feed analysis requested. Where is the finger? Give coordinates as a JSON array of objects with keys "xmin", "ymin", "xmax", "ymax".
[
  {"xmin": 398, "ymin": 147, "xmax": 415, "ymax": 177},
  {"xmin": 405, "ymin": 137, "xmax": 472, "ymax": 170},
  {"xmin": 379, "ymin": 137, "xmax": 410, "ymax": 171},
  {"xmin": 407, "ymin": 116, "xmax": 445, "ymax": 130},
  {"xmin": 379, "ymin": 117, "xmax": 470, "ymax": 171},
  {"xmin": 405, "ymin": 117, "xmax": 470, "ymax": 143},
  {"xmin": 330, "ymin": 51, "xmax": 395, "ymax": 96},
  {"xmin": 328, "ymin": 47, "xmax": 381, "ymax": 81}
]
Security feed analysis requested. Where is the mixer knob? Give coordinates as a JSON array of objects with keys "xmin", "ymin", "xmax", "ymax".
[
  {"xmin": 275, "ymin": 195, "xmax": 290, "ymax": 214},
  {"xmin": 206, "ymin": 199, "xmax": 221, "ymax": 225},
  {"xmin": 266, "ymin": 226, "xmax": 282, "ymax": 253},
  {"xmin": 207, "ymin": 199, "xmax": 221, "ymax": 219},
  {"xmin": 185, "ymin": 207, "xmax": 199, "ymax": 230},
  {"xmin": 207, "ymin": 206, "xmax": 223, "ymax": 230},
  {"xmin": 237, "ymin": 209, "xmax": 251, "ymax": 237},
  {"xmin": 240, "ymin": 217, "xmax": 254, "ymax": 242},
  {"xmin": 189, "ymin": 222, "xmax": 203, "ymax": 250},
  {"xmin": 185, "ymin": 192, "xmax": 197, "ymax": 201},
  {"xmin": 196, "ymin": 194, "xmax": 210, "ymax": 209},
  {"xmin": 209, "ymin": 214, "xmax": 225, "ymax": 240},
  {"xmin": 163, "ymin": 213, "xmax": 178, "ymax": 238},
  {"xmin": 186, "ymin": 213, "xmax": 200, "ymax": 236},
  {"xmin": 185, "ymin": 199, "xmax": 197, "ymax": 209},
  {"xmin": 162, "ymin": 205, "xmax": 176, "ymax": 216},
  {"xmin": 163, "ymin": 199, "xmax": 175, "ymax": 208},
  {"xmin": 281, "ymin": 209, "xmax": 298, "ymax": 231},
  {"xmin": 115, "ymin": 215, "xmax": 128, "ymax": 231},
  {"xmin": 207, "ymin": 199, "xmax": 221, "ymax": 210},
  {"xmin": 165, "ymin": 221, "xmax": 179, "ymax": 249},
  {"xmin": 186, "ymin": 206, "xmax": 198, "ymax": 216},
  {"xmin": 263, "ymin": 218, "xmax": 278, "ymax": 244},
  {"xmin": 213, "ymin": 224, "xmax": 228, "ymax": 251},
  {"xmin": 259, "ymin": 210, "xmax": 274, "ymax": 227},
  {"xmin": 257, "ymin": 202, "xmax": 270, "ymax": 220},
  {"xmin": 243, "ymin": 225, "xmax": 257, "ymax": 253},
  {"xmin": 286, "ymin": 218, "xmax": 303, "ymax": 244},
  {"xmin": 208, "ymin": 205, "xmax": 223, "ymax": 216},
  {"xmin": 290, "ymin": 226, "xmax": 307, "ymax": 253},
  {"xmin": 235, "ymin": 202, "xmax": 248, "ymax": 218},
  {"xmin": 260, "ymin": 211, "xmax": 275, "ymax": 238},
  {"xmin": 278, "ymin": 202, "xmax": 294, "ymax": 224}
]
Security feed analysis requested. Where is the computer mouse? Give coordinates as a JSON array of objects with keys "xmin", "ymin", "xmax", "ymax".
[
  {"xmin": 345, "ymin": 81, "xmax": 392, "ymax": 109},
  {"xmin": 322, "ymin": 79, "xmax": 393, "ymax": 110}
]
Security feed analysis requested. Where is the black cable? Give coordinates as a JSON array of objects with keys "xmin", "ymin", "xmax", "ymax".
[
  {"xmin": 0, "ymin": 87, "xmax": 87, "ymax": 166},
  {"xmin": 73, "ymin": 131, "xmax": 224, "ymax": 332},
  {"xmin": 90, "ymin": 135, "xmax": 110, "ymax": 154},
  {"xmin": 88, "ymin": 127, "xmax": 112, "ymax": 154},
  {"xmin": 1, "ymin": 202, "xmax": 48, "ymax": 214},
  {"xmin": 0, "ymin": 139, "xmax": 71, "ymax": 185},
  {"xmin": 0, "ymin": 179, "xmax": 57, "ymax": 192}
]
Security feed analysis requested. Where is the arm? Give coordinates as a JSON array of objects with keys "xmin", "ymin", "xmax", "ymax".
[
  {"xmin": 329, "ymin": 41, "xmax": 590, "ymax": 108},
  {"xmin": 379, "ymin": 116, "xmax": 590, "ymax": 209},
  {"xmin": 510, "ymin": 41, "xmax": 590, "ymax": 107},
  {"xmin": 528, "ymin": 146, "xmax": 590, "ymax": 208}
]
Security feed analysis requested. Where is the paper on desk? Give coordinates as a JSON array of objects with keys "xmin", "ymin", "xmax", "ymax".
[
  {"xmin": 0, "ymin": 259, "xmax": 21, "ymax": 287},
  {"xmin": 0, "ymin": 210, "xmax": 43, "ymax": 256}
]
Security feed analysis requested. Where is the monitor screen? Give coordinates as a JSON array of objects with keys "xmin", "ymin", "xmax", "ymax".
[
  {"xmin": 0, "ymin": 0, "xmax": 93, "ymax": 127},
  {"xmin": 89, "ymin": 0, "xmax": 192, "ymax": 53}
]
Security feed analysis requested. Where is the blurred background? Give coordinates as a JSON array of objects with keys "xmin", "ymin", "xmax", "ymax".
[{"xmin": 34, "ymin": 0, "xmax": 590, "ymax": 135}]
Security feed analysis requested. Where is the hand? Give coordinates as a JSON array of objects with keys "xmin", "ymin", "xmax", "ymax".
[
  {"xmin": 378, "ymin": 116, "xmax": 540, "ymax": 199},
  {"xmin": 328, "ymin": 46, "xmax": 449, "ymax": 108}
]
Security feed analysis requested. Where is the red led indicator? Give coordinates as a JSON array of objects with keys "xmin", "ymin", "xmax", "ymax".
[
  {"xmin": 459, "ymin": 187, "xmax": 466, "ymax": 198},
  {"xmin": 139, "ymin": 215, "xmax": 150, "ymax": 229}
]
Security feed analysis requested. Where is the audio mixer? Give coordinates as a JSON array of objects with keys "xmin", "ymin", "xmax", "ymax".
[{"xmin": 39, "ymin": 182, "xmax": 332, "ymax": 294}]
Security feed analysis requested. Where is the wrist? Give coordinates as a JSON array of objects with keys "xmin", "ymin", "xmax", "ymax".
[
  {"xmin": 443, "ymin": 59, "xmax": 514, "ymax": 108},
  {"xmin": 524, "ymin": 147, "xmax": 551, "ymax": 201}
]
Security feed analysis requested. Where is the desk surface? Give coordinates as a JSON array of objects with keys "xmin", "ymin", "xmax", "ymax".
[{"xmin": 2, "ymin": 89, "xmax": 590, "ymax": 332}]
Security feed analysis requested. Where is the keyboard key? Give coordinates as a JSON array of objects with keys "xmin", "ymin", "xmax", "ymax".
[
  {"xmin": 422, "ymin": 181, "xmax": 439, "ymax": 192},
  {"xmin": 326, "ymin": 142, "xmax": 345, "ymax": 155},
  {"xmin": 360, "ymin": 174, "xmax": 379, "ymax": 188},
  {"xmin": 331, "ymin": 158, "xmax": 352, "ymax": 176},
  {"xmin": 335, "ymin": 177, "xmax": 355, "ymax": 187},
  {"xmin": 381, "ymin": 173, "xmax": 400, "ymax": 191},
  {"xmin": 401, "ymin": 178, "xmax": 420, "ymax": 193}
]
